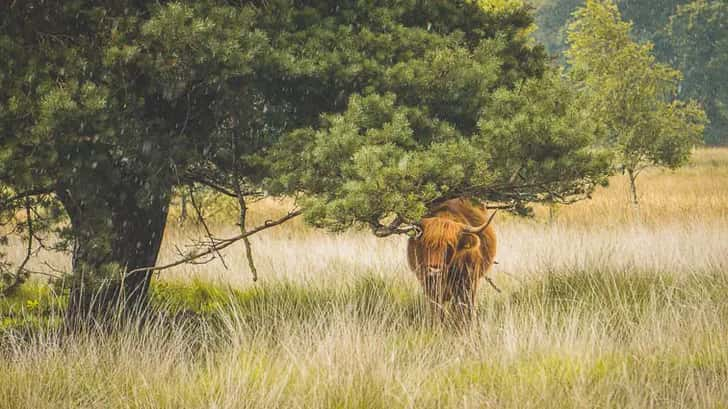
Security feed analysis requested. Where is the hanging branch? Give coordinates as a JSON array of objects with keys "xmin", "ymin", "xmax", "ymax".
[
  {"xmin": 230, "ymin": 129, "xmax": 259, "ymax": 281},
  {"xmin": 125, "ymin": 208, "xmax": 303, "ymax": 276},
  {"xmin": 187, "ymin": 185, "xmax": 229, "ymax": 270},
  {"xmin": 2, "ymin": 201, "xmax": 34, "ymax": 297},
  {"xmin": 232, "ymin": 180, "xmax": 258, "ymax": 281},
  {"xmin": 370, "ymin": 214, "xmax": 422, "ymax": 238}
]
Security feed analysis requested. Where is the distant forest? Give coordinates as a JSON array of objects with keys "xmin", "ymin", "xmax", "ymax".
[{"xmin": 532, "ymin": 0, "xmax": 727, "ymax": 144}]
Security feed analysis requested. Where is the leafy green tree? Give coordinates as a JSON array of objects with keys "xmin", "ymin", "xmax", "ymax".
[
  {"xmin": 534, "ymin": 0, "xmax": 691, "ymax": 56},
  {"xmin": 0, "ymin": 2, "xmax": 270, "ymax": 318},
  {"xmin": 270, "ymin": 70, "xmax": 611, "ymax": 231},
  {"xmin": 666, "ymin": 0, "xmax": 728, "ymax": 144},
  {"xmin": 566, "ymin": 0, "xmax": 706, "ymax": 207},
  {"xmin": 1, "ymin": 0, "xmax": 611, "ymax": 321},
  {"xmin": 533, "ymin": 0, "xmax": 582, "ymax": 57}
]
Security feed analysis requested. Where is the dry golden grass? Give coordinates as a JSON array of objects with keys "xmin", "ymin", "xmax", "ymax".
[
  {"xmin": 2, "ymin": 148, "xmax": 728, "ymax": 408},
  {"xmin": 152, "ymin": 148, "xmax": 728, "ymax": 288},
  {"xmin": 530, "ymin": 147, "xmax": 728, "ymax": 226}
]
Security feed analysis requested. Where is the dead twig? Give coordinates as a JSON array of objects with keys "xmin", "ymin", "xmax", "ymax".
[
  {"xmin": 230, "ymin": 133, "xmax": 259, "ymax": 281},
  {"xmin": 484, "ymin": 276, "xmax": 502, "ymax": 293},
  {"xmin": 125, "ymin": 209, "xmax": 303, "ymax": 276},
  {"xmin": 2, "ymin": 201, "xmax": 34, "ymax": 297},
  {"xmin": 188, "ymin": 185, "xmax": 229, "ymax": 270}
]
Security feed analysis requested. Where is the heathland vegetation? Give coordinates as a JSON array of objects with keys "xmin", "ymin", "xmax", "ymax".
[
  {"xmin": 1, "ymin": 1, "xmax": 726, "ymax": 408},
  {"xmin": 1, "ymin": 148, "xmax": 727, "ymax": 408}
]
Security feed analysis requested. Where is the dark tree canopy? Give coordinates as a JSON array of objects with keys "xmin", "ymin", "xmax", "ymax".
[{"xmin": 0, "ymin": 0, "xmax": 611, "ymax": 319}]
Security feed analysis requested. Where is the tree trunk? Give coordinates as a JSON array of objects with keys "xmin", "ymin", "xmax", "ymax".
[
  {"xmin": 627, "ymin": 168, "xmax": 639, "ymax": 208},
  {"xmin": 179, "ymin": 192, "xmax": 188, "ymax": 225},
  {"xmin": 59, "ymin": 185, "xmax": 171, "ymax": 327},
  {"xmin": 627, "ymin": 168, "xmax": 642, "ymax": 222}
]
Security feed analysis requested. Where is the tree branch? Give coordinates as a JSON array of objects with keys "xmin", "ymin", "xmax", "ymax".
[
  {"xmin": 125, "ymin": 208, "xmax": 303, "ymax": 276},
  {"xmin": 2, "ymin": 201, "xmax": 34, "ymax": 297},
  {"xmin": 187, "ymin": 185, "xmax": 229, "ymax": 270},
  {"xmin": 182, "ymin": 171, "xmax": 263, "ymax": 199},
  {"xmin": 370, "ymin": 215, "xmax": 422, "ymax": 238},
  {"xmin": 232, "ymin": 178, "xmax": 258, "ymax": 282},
  {"xmin": 184, "ymin": 175, "xmax": 239, "ymax": 198},
  {"xmin": 0, "ymin": 187, "xmax": 53, "ymax": 209}
]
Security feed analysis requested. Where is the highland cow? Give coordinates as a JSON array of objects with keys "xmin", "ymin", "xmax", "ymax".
[{"xmin": 407, "ymin": 198, "xmax": 497, "ymax": 322}]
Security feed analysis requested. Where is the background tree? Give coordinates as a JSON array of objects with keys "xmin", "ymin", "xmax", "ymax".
[
  {"xmin": 532, "ymin": 0, "xmax": 726, "ymax": 144},
  {"xmin": 565, "ymin": 0, "xmax": 706, "ymax": 207},
  {"xmin": 533, "ymin": 0, "xmax": 690, "ymax": 58},
  {"xmin": 665, "ymin": 0, "xmax": 728, "ymax": 145},
  {"xmin": 1, "ymin": 0, "xmax": 611, "ymax": 322}
]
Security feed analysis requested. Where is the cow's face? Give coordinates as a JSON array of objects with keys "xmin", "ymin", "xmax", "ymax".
[{"xmin": 418, "ymin": 219, "xmax": 484, "ymax": 276}]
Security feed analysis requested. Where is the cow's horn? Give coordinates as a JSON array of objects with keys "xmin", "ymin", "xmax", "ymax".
[{"xmin": 462, "ymin": 210, "xmax": 497, "ymax": 234}]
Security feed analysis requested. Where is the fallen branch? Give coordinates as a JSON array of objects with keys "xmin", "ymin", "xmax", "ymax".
[{"xmin": 125, "ymin": 208, "xmax": 303, "ymax": 276}]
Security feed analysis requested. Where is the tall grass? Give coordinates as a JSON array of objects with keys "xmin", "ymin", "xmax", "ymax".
[
  {"xmin": 1, "ymin": 148, "xmax": 727, "ymax": 408},
  {"xmin": 2, "ymin": 271, "xmax": 727, "ymax": 408}
]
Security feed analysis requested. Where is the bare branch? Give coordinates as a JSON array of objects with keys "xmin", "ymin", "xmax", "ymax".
[
  {"xmin": 232, "ymin": 179, "xmax": 258, "ymax": 282},
  {"xmin": 41, "ymin": 261, "xmax": 68, "ymax": 276},
  {"xmin": 485, "ymin": 276, "xmax": 502, "ymax": 293},
  {"xmin": 187, "ymin": 185, "xmax": 229, "ymax": 270},
  {"xmin": 229, "ymin": 131, "xmax": 259, "ymax": 282},
  {"xmin": 2, "ymin": 201, "xmax": 34, "ymax": 297},
  {"xmin": 125, "ymin": 208, "xmax": 303, "ymax": 276},
  {"xmin": 370, "ymin": 215, "xmax": 421, "ymax": 238},
  {"xmin": 0, "ymin": 187, "xmax": 53, "ymax": 209},
  {"xmin": 185, "ymin": 176, "xmax": 239, "ymax": 198},
  {"xmin": 20, "ymin": 269, "xmax": 63, "ymax": 281},
  {"xmin": 182, "ymin": 170, "xmax": 263, "ymax": 199}
]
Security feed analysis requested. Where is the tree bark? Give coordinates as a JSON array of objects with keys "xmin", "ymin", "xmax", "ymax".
[
  {"xmin": 58, "ymin": 185, "xmax": 171, "ymax": 327},
  {"xmin": 627, "ymin": 168, "xmax": 639, "ymax": 208}
]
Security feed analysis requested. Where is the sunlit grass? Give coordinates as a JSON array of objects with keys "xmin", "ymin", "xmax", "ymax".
[
  {"xmin": 1, "ymin": 148, "xmax": 727, "ymax": 408},
  {"xmin": 2, "ymin": 271, "xmax": 727, "ymax": 408}
]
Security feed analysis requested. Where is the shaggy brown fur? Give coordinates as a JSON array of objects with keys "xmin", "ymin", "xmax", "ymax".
[{"xmin": 407, "ymin": 198, "xmax": 497, "ymax": 322}]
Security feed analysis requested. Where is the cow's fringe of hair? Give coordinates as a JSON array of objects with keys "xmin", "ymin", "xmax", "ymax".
[
  {"xmin": 420, "ymin": 217, "xmax": 491, "ymax": 278},
  {"xmin": 420, "ymin": 217, "xmax": 463, "ymax": 251}
]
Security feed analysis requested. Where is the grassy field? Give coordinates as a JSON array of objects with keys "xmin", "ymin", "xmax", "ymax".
[{"xmin": 1, "ymin": 148, "xmax": 728, "ymax": 408}]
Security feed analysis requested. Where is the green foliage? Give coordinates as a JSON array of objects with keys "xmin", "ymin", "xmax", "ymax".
[
  {"xmin": 666, "ymin": 1, "xmax": 728, "ymax": 144},
  {"xmin": 565, "ymin": 0, "xmax": 706, "ymax": 202},
  {"xmin": 0, "ymin": 1, "xmax": 610, "ymax": 308},
  {"xmin": 271, "ymin": 29, "xmax": 610, "ymax": 230},
  {"xmin": 0, "ymin": 282, "xmax": 65, "ymax": 334},
  {"xmin": 0, "ymin": 1, "xmax": 275, "ymax": 302},
  {"xmin": 533, "ymin": 0, "xmax": 726, "ymax": 144},
  {"xmin": 533, "ymin": 0, "xmax": 691, "ymax": 57}
]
